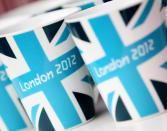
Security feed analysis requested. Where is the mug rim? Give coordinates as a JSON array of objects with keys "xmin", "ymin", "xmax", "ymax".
[
  {"xmin": 65, "ymin": 0, "xmax": 142, "ymax": 23},
  {"xmin": 0, "ymin": 8, "xmax": 80, "ymax": 38},
  {"xmin": 0, "ymin": 15, "xmax": 30, "ymax": 31},
  {"xmin": 0, "ymin": 0, "xmax": 71, "ymax": 18}
]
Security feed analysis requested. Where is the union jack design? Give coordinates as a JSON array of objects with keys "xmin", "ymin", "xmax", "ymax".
[
  {"xmin": 67, "ymin": 0, "xmax": 167, "ymax": 122},
  {"xmin": 0, "ymin": 62, "xmax": 32, "ymax": 131},
  {"xmin": 0, "ymin": 21, "xmax": 95, "ymax": 130}
]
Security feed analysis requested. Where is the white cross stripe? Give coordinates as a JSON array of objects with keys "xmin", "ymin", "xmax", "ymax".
[
  {"xmin": 34, "ymin": 26, "xmax": 75, "ymax": 62},
  {"xmin": 98, "ymin": 77, "xmax": 140, "ymax": 120},
  {"xmin": 138, "ymin": 47, "xmax": 167, "ymax": 112},
  {"xmin": 72, "ymin": 20, "xmax": 105, "ymax": 65},
  {"xmin": 22, "ymin": 92, "xmax": 64, "ymax": 131},
  {"xmin": 61, "ymin": 66, "xmax": 94, "ymax": 122},
  {"xmin": 0, "ymin": 117, "xmax": 8, "ymax": 131},
  {"xmin": 0, "ymin": 36, "xmax": 30, "ymax": 79}
]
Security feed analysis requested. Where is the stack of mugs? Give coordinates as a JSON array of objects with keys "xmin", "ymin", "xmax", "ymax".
[{"xmin": 0, "ymin": 0, "xmax": 167, "ymax": 130}]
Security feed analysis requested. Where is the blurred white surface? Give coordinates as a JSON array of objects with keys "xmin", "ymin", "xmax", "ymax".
[
  {"xmin": 116, "ymin": 111, "xmax": 167, "ymax": 131},
  {"xmin": 28, "ymin": 99, "xmax": 167, "ymax": 131}
]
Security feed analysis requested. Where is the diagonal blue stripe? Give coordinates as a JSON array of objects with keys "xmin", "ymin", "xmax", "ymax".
[
  {"xmin": 107, "ymin": 92, "xmax": 115, "ymax": 115},
  {"xmin": 161, "ymin": 62, "xmax": 167, "ymax": 69},
  {"xmin": 82, "ymin": 75, "xmax": 92, "ymax": 85},
  {"xmin": 134, "ymin": 0, "xmax": 154, "ymax": 28},
  {"xmin": 31, "ymin": 104, "xmax": 40, "ymax": 126},
  {"xmin": 55, "ymin": 26, "xmax": 70, "ymax": 46},
  {"xmin": 79, "ymin": 3, "xmax": 95, "ymax": 10}
]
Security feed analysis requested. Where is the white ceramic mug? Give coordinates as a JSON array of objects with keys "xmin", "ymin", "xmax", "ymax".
[
  {"xmin": 66, "ymin": 0, "xmax": 167, "ymax": 123},
  {"xmin": 0, "ymin": 8, "xmax": 95, "ymax": 130}
]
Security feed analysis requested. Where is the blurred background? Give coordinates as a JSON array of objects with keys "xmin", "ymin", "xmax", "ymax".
[{"xmin": 0, "ymin": 0, "xmax": 38, "ymax": 16}]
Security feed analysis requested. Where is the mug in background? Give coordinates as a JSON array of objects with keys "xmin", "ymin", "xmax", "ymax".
[
  {"xmin": 0, "ymin": 8, "xmax": 95, "ymax": 130},
  {"xmin": 66, "ymin": 0, "xmax": 167, "ymax": 123},
  {"xmin": 0, "ymin": 62, "xmax": 32, "ymax": 131}
]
